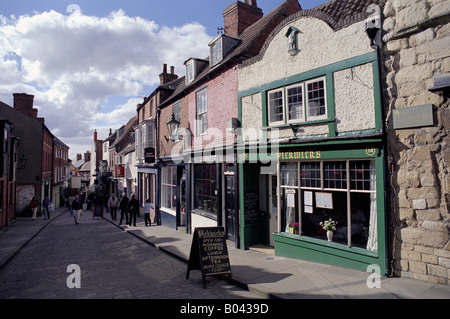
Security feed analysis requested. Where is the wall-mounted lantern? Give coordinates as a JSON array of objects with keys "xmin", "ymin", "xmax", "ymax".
[{"xmin": 166, "ymin": 113, "xmax": 181, "ymax": 142}]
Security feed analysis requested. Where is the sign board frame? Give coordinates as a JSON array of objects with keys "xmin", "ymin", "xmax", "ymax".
[
  {"xmin": 186, "ymin": 227, "xmax": 232, "ymax": 289},
  {"xmin": 93, "ymin": 204, "xmax": 104, "ymax": 219}
]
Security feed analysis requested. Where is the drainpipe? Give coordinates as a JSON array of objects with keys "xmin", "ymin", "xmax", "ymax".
[
  {"xmin": 365, "ymin": 5, "xmax": 391, "ymax": 277},
  {"xmin": 156, "ymin": 107, "xmax": 161, "ymax": 225}
]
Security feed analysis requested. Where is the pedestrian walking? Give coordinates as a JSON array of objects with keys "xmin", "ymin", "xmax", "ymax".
[
  {"xmin": 144, "ymin": 199, "xmax": 151, "ymax": 226},
  {"xmin": 72, "ymin": 195, "xmax": 82, "ymax": 224},
  {"xmin": 119, "ymin": 193, "xmax": 129, "ymax": 225},
  {"xmin": 30, "ymin": 196, "xmax": 39, "ymax": 221},
  {"xmin": 42, "ymin": 196, "xmax": 52, "ymax": 220},
  {"xmin": 67, "ymin": 195, "xmax": 75, "ymax": 216},
  {"xmin": 108, "ymin": 194, "xmax": 119, "ymax": 220},
  {"xmin": 128, "ymin": 193, "xmax": 139, "ymax": 227}
]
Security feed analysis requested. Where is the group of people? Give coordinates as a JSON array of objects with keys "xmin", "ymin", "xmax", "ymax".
[
  {"xmin": 29, "ymin": 195, "xmax": 54, "ymax": 221},
  {"xmin": 30, "ymin": 192, "xmax": 154, "ymax": 227},
  {"xmin": 108, "ymin": 193, "xmax": 153, "ymax": 227}
]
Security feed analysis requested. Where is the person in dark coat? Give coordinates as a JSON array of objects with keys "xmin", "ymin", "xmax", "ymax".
[
  {"xmin": 72, "ymin": 195, "xmax": 82, "ymax": 224},
  {"xmin": 118, "ymin": 193, "xmax": 129, "ymax": 225},
  {"xmin": 127, "ymin": 193, "xmax": 139, "ymax": 227}
]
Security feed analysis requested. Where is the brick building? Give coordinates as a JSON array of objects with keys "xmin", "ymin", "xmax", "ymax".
[{"xmin": 150, "ymin": 0, "xmax": 302, "ymax": 245}]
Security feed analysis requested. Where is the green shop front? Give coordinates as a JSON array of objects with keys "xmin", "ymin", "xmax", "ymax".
[{"xmin": 239, "ymin": 139, "xmax": 387, "ymax": 275}]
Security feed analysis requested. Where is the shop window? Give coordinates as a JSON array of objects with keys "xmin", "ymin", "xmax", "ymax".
[
  {"xmin": 350, "ymin": 160, "xmax": 375, "ymax": 191},
  {"xmin": 300, "ymin": 162, "xmax": 321, "ymax": 188},
  {"xmin": 279, "ymin": 159, "xmax": 377, "ymax": 251},
  {"xmin": 161, "ymin": 166, "xmax": 177, "ymax": 211},
  {"xmin": 281, "ymin": 162, "xmax": 298, "ymax": 186},
  {"xmin": 324, "ymin": 161, "xmax": 347, "ymax": 189},
  {"xmin": 194, "ymin": 164, "xmax": 217, "ymax": 215}
]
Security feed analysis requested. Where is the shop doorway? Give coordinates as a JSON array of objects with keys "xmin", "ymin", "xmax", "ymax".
[
  {"xmin": 224, "ymin": 169, "xmax": 237, "ymax": 243},
  {"xmin": 269, "ymin": 174, "xmax": 278, "ymax": 246}
]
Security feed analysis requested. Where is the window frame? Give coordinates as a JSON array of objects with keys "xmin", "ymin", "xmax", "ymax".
[
  {"xmin": 186, "ymin": 60, "xmax": 195, "ymax": 84},
  {"xmin": 266, "ymin": 76, "xmax": 328, "ymax": 127},
  {"xmin": 210, "ymin": 37, "xmax": 223, "ymax": 66},
  {"xmin": 193, "ymin": 164, "xmax": 217, "ymax": 215},
  {"xmin": 196, "ymin": 87, "xmax": 208, "ymax": 136},
  {"xmin": 305, "ymin": 77, "xmax": 328, "ymax": 121},
  {"xmin": 161, "ymin": 166, "xmax": 177, "ymax": 213},
  {"xmin": 278, "ymin": 158, "xmax": 377, "ymax": 250},
  {"xmin": 286, "ymin": 83, "xmax": 305, "ymax": 123},
  {"xmin": 268, "ymin": 88, "xmax": 285, "ymax": 126}
]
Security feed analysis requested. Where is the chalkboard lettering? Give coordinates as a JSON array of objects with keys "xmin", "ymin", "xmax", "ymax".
[
  {"xmin": 186, "ymin": 227, "xmax": 232, "ymax": 288},
  {"xmin": 244, "ymin": 192, "xmax": 259, "ymax": 225}
]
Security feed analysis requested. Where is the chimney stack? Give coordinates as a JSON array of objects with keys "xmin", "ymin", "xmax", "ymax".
[
  {"xmin": 84, "ymin": 151, "xmax": 91, "ymax": 162},
  {"xmin": 223, "ymin": 0, "xmax": 263, "ymax": 38},
  {"xmin": 94, "ymin": 129, "xmax": 97, "ymax": 142},
  {"xmin": 77, "ymin": 153, "xmax": 82, "ymax": 161},
  {"xmin": 13, "ymin": 93, "xmax": 38, "ymax": 119},
  {"xmin": 159, "ymin": 64, "xmax": 178, "ymax": 85}
]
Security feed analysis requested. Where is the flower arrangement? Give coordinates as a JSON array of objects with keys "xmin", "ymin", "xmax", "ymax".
[
  {"xmin": 320, "ymin": 218, "xmax": 337, "ymax": 231},
  {"xmin": 289, "ymin": 222, "xmax": 299, "ymax": 234}
]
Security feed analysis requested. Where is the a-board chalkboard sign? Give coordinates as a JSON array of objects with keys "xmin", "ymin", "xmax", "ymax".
[
  {"xmin": 93, "ymin": 204, "xmax": 104, "ymax": 219},
  {"xmin": 244, "ymin": 192, "xmax": 259, "ymax": 225},
  {"xmin": 186, "ymin": 227, "xmax": 232, "ymax": 289}
]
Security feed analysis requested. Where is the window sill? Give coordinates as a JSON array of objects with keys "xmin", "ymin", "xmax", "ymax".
[
  {"xmin": 191, "ymin": 209, "xmax": 217, "ymax": 221},
  {"xmin": 273, "ymin": 232, "xmax": 378, "ymax": 258},
  {"xmin": 264, "ymin": 118, "xmax": 334, "ymax": 130},
  {"xmin": 160, "ymin": 207, "xmax": 176, "ymax": 216}
]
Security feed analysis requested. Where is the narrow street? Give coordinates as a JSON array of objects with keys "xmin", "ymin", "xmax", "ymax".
[{"xmin": 0, "ymin": 211, "xmax": 260, "ymax": 299}]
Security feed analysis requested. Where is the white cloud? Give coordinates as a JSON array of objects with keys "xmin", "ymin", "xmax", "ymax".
[{"xmin": 0, "ymin": 8, "xmax": 212, "ymax": 159}]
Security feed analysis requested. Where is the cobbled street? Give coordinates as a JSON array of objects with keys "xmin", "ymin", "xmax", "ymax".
[{"xmin": 0, "ymin": 211, "xmax": 260, "ymax": 299}]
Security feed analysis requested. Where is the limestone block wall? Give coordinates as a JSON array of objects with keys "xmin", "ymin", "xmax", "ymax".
[{"xmin": 382, "ymin": 0, "xmax": 450, "ymax": 284}]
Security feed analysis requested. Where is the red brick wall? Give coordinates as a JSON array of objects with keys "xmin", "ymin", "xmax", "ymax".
[{"xmin": 189, "ymin": 65, "xmax": 238, "ymax": 151}]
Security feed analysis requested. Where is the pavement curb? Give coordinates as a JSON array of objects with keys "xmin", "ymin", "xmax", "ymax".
[
  {"xmin": 103, "ymin": 217, "xmax": 264, "ymax": 296},
  {"xmin": 0, "ymin": 209, "xmax": 67, "ymax": 271}
]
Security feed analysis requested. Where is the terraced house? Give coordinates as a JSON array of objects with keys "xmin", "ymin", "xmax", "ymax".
[{"xmin": 106, "ymin": 0, "xmax": 450, "ymax": 285}]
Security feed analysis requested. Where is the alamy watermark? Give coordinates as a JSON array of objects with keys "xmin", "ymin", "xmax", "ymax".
[
  {"xmin": 66, "ymin": 264, "xmax": 81, "ymax": 289},
  {"xmin": 366, "ymin": 264, "xmax": 381, "ymax": 289},
  {"xmin": 169, "ymin": 125, "xmax": 280, "ymax": 175}
]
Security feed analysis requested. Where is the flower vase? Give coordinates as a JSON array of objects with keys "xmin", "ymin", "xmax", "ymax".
[{"xmin": 327, "ymin": 230, "xmax": 333, "ymax": 242}]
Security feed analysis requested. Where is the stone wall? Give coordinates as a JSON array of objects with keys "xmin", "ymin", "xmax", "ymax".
[{"xmin": 382, "ymin": 0, "xmax": 450, "ymax": 284}]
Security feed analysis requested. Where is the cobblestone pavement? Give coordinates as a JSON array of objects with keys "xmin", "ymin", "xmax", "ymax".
[{"xmin": 0, "ymin": 211, "xmax": 261, "ymax": 299}]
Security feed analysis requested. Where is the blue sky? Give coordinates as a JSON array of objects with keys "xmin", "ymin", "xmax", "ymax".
[{"xmin": 0, "ymin": 0, "xmax": 327, "ymax": 160}]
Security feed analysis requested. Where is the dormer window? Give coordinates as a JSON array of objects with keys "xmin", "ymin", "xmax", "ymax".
[
  {"xmin": 184, "ymin": 58, "xmax": 208, "ymax": 85},
  {"xmin": 208, "ymin": 35, "xmax": 240, "ymax": 67},
  {"xmin": 186, "ymin": 60, "xmax": 195, "ymax": 84},
  {"xmin": 210, "ymin": 37, "xmax": 223, "ymax": 66}
]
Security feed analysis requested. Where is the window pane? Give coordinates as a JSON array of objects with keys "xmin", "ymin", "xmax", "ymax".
[
  {"xmin": 281, "ymin": 162, "xmax": 298, "ymax": 186},
  {"xmin": 211, "ymin": 39, "xmax": 222, "ymax": 65},
  {"xmin": 268, "ymin": 90, "xmax": 284, "ymax": 124},
  {"xmin": 287, "ymin": 85, "xmax": 303, "ymax": 121},
  {"xmin": 307, "ymin": 79, "xmax": 326, "ymax": 117},
  {"xmin": 173, "ymin": 101, "xmax": 181, "ymax": 122},
  {"xmin": 324, "ymin": 161, "xmax": 347, "ymax": 189},
  {"xmin": 194, "ymin": 164, "xmax": 217, "ymax": 214},
  {"xmin": 350, "ymin": 160, "xmax": 375, "ymax": 190},
  {"xmin": 186, "ymin": 62, "xmax": 194, "ymax": 83},
  {"xmin": 162, "ymin": 167, "xmax": 176, "ymax": 210},
  {"xmin": 196, "ymin": 89, "xmax": 208, "ymax": 135},
  {"xmin": 300, "ymin": 162, "xmax": 321, "ymax": 188}
]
